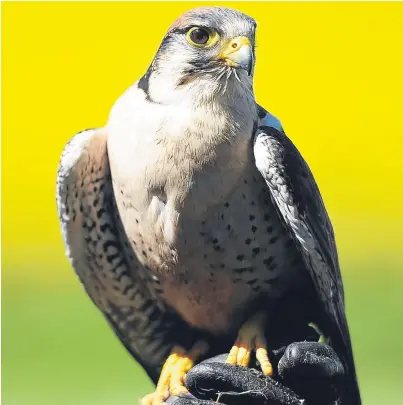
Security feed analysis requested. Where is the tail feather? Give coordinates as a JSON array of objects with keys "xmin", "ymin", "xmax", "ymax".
[{"xmin": 331, "ymin": 326, "xmax": 361, "ymax": 405}]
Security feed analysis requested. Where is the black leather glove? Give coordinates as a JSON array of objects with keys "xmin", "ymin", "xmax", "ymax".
[{"xmin": 167, "ymin": 341, "xmax": 345, "ymax": 405}]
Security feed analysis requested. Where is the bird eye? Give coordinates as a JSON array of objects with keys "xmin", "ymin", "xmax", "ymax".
[
  {"xmin": 186, "ymin": 27, "xmax": 219, "ymax": 48},
  {"xmin": 190, "ymin": 28, "xmax": 209, "ymax": 44}
]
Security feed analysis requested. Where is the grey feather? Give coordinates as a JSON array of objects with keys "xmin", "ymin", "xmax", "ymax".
[
  {"xmin": 56, "ymin": 128, "xmax": 181, "ymax": 382},
  {"xmin": 253, "ymin": 119, "xmax": 361, "ymax": 405}
]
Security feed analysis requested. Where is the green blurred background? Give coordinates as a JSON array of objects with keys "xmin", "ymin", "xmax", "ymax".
[
  {"xmin": 3, "ymin": 256, "xmax": 403, "ymax": 405},
  {"xmin": 2, "ymin": 2, "xmax": 403, "ymax": 405}
]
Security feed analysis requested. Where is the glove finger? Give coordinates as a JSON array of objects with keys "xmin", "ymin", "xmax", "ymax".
[
  {"xmin": 278, "ymin": 342, "xmax": 345, "ymax": 404},
  {"xmin": 278, "ymin": 342, "xmax": 344, "ymax": 380},
  {"xmin": 186, "ymin": 362, "xmax": 303, "ymax": 405}
]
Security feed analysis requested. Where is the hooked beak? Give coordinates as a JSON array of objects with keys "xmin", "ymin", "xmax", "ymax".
[{"xmin": 217, "ymin": 36, "xmax": 253, "ymax": 76}]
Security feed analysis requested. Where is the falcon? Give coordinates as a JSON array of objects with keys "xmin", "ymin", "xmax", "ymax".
[{"xmin": 56, "ymin": 6, "xmax": 361, "ymax": 405}]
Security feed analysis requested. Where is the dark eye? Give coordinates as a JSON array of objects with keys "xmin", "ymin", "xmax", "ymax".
[
  {"xmin": 189, "ymin": 28, "xmax": 210, "ymax": 45},
  {"xmin": 186, "ymin": 27, "xmax": 219, "ymax": 48}
]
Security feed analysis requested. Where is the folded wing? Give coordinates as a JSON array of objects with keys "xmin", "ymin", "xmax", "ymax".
[
  {"xmin": 56, "ymin": 128, "xmax": 178, "ymax": 382},
  {"xmin": 253, "ymin": 109, "xmax": 361, "ymax": 404}
]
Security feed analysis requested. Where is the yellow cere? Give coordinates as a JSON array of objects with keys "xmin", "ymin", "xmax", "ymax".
[{"xmin": 219, "ymin": 36, "xmax": 252, "ymax": 61}]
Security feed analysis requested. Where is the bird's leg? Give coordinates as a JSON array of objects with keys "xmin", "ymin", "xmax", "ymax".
[
  {"xmin": 308, "ymin": 322, "xmax": 329, "ymax": 344},
  {"xmin": 141, "ymin": 341, "xmax": 209, "ymax": 405},
  {"xmin": 226, "ymin": 311, "xmax": 273, "ymax": 376}
]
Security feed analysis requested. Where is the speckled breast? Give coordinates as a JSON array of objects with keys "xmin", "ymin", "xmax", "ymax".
[{"xmin": 119, "ymin": 162, "xmax": 304, "ymax": 336}]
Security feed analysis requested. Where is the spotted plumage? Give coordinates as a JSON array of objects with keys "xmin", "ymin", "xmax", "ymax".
[{"xmin": 57, "ymin": 6, "xmax": 360, "ymax": 405}]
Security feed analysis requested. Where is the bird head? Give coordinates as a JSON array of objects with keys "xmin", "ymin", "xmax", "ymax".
[{"xmin": 141, "ymin": 7, "xmax": 257, "ymax": 104}]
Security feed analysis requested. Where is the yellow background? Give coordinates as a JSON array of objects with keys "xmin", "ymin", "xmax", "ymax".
[{"xmin": 2, "ymin": 2, "xmax": 403, "ymax": 405}]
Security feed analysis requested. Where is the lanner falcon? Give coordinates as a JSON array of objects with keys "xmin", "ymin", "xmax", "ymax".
[{"xmin": 56, "ymin": 6, "xmax": 361, "ymax": 405}]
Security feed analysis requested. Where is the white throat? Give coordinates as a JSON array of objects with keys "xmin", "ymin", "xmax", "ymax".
[{"xmin": 148, "ymin": 64, "xmax": 254, "ymax": 107}]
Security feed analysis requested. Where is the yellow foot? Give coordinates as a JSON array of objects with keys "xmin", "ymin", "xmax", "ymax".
[
  {"xmin": 226, "ymin": 311, "xmax": 273, "ymax": 376},
  {"xmin": 140, "ymin": 341, "xmax": 209, "ymax": 405},
  {"xmin": 308, "ymin": 322, "xmax": 329, "ymax": 344}
]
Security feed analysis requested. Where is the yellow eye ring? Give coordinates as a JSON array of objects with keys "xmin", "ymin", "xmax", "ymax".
[{"xmin": 186, "ymin": 27, "xmax": 220, "ymax": 48}]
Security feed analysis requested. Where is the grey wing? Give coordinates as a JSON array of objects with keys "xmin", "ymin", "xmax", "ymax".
[
  {"xmin": 253, "ymin": 108, "xmax": 361, "ymax": 404},
  {"xmin": 56, "ymin": 128, "xmax": 179, "ymax": 383}
]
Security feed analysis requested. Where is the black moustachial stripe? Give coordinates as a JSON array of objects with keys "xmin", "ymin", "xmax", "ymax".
[{"xmin": 138, "ymin": 68, "xmax": 152, "ymax": 99}]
